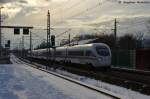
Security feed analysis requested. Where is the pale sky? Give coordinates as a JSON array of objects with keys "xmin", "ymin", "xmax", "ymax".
[
  {"xmin": 1, "ymin": 0, "xmax": 150, "ymax": 27},
  {"xmin": 0, "ymin": 0, "xmax": 150, "ymax": 48}
]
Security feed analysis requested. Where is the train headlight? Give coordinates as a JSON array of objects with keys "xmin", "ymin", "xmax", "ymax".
[{"xmin": 98, "ymin": 58, "xmax": 103, "ymax": 61}]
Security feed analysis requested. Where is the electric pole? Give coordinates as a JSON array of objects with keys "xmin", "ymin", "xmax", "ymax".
[
  {"xmin": 114, "ymin": 18, "xmax": 117, "ymax": 49},
  {"xmin": 22, "ymin": 36, "xmax": 24, "ymax": 58},
  {"xmin": 113, "ymin": 18, "xmax": 118, "ymax": 66},
  {"xmin": 0, "ymin": 7, "xmax": 4, "ymax": 57},
  {"xmin": 30, "ymin": 31, "xmax": 32, "ymax": 57},
  {"xmin": 47, "ymin": 10, "xmax": 51, "ymax": 69},
  {"xmin": 69, "ymin": 33, "xmax": 71, "ymax": 46}
]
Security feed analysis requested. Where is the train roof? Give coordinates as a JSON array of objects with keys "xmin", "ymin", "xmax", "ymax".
[
  {"xmin": 70, "ymin": 43, "xmax": 108, "ymax": 47},
  {"xmin": 57, "ymin": 43, "xmax": 109, "ymax": 50},
  {"xmin": 32, "ymin": 48, "xmax": 47, "ymax": 52},
  {"xmin": 32, "ymin": 43, "xmax": 109, "ymax": 51}
]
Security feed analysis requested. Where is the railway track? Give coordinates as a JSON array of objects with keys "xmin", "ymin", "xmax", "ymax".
[
  {"xmin": 111, "ymin": 67, "xmax": 150, "ymax": 76},
  {"xmin": 109, "ymin": 67, "xmax": 150, "ymax": 86},
  {"xmin": 12, "ymin": 56, "xmax": 123, "ymax": 99},
  {"xmin": 62, "ymin": 65, "xmax": 150, "ymax": 95},
  {"xmin": 19, "ymin": 56, "xmax": 150, "ymax": 95}
]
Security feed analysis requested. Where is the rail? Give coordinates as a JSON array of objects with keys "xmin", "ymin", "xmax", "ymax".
[{"xmin": 111, "ymin": 67, "xmax": 150, "ymax": 76}]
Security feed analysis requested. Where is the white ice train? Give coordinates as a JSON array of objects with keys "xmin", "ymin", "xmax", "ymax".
[{"xmin": 30, "ymin": 43, "xmax": 112, "ymax": 68}]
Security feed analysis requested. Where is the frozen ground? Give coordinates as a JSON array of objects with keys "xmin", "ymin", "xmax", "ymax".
[
  {"xmin": 0, "ymin": 59, "xmax": 116, "ymax": 99},
  {"xmin": 1, "ymin": 55, "xmax": 149, "ymax": 99}
]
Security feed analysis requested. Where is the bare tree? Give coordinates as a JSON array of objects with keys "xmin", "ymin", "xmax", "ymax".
[
  {"xmin": 145, "ymin": 19, "xmax": 150, "ymax": 34},
  {"xmin": 136, "ymin": 32, "xmax": 144, "ymax": 48},
  {"xmin": 118, "ymin": 34, "xmax": 137, "ymax": 50},
  {"xmin": 136, "ymin": 32, "xmax": 144, "ymax": 41}
]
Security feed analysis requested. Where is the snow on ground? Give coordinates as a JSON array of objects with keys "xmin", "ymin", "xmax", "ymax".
[
  {"xmin": 0, "ymin": 61, "xmax": 116, "ymax": 99},
  {"xmin": 54, "ymin": 69, "xmax": 150, "ymax": 99},
  {"xmin": 1, "ymin": 55, "xmax": 148, "ymax": 99}
]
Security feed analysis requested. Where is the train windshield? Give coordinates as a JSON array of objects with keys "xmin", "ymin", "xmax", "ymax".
[{"xmin": 96, "ymin": 46, "xmax": 110, "ymax": 56}]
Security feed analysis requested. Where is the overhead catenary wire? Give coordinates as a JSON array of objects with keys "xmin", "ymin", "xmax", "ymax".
[
  {"xmin": 52, "ymin": 0, "xmax": 147, "ymax": 28},
  {"xmin": 51, "ymin": 0, "xmax": 115, "ymax": 28},
  {"xmin": 51, "ymin": 0, "xmax": 89, "ymax": 16},
  {"xmin": 50, "ymin": 0, "xmax": 71, "ymax": 12},
  {"xmin": 51, "ymin": 1, "xmax": 102, "ymax": 27},
  {"xmin": 55, "ymin": 29, "xmax": 72, "ymax": 38}
]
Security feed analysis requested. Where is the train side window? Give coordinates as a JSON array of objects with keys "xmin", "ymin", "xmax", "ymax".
[
  {"xmin": 85, "ymin": 50, "xmax": 95, "ymax": 57},
  {"xmin": 68, "ymin": 51, "xmax": 73, "ymax": 56},
  {"xmin": 86, "ymin": 50, "xmax": 91, "ymax": 56},
  {"xmin": 41, "ymin": 51, "xmax": 51, "ymax": 56},
  {"xmin": 36, "ymin": 52, "xmax": 38, "ymax": 56},
  {"xmin": 44, "ymin": 52, "xmax": 50, "ymax": 56},
  {"xmin": 68, "ymin": 51, "xmax": 84, "ymax": 56},
  {"xmin": 56, "ymin": 51, "xmax": 62, "ymax": 56},
  {"xmin": 68, "ymin": 51, "xmax": 76, "ymax": 56},
  {"xmin": 75, "ymin": 51, "xmax": 84, "ymax": 56}
]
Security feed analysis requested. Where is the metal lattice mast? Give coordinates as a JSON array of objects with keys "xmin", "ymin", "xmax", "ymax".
[
  {"xmin": 0, "ymin": 7, "xmax": 3, "ymax": 48},
  {"xmin": 0, "ymin": 7, "xmax": 4, "ymax": 57},
  {"xmin": 0, "ymin": 8, "xmax": 1, "ymax": 56},
  {"xmin": 114, "ymin": 18, "xmax": 118, "ymax": 66},
  {"xmin": 30, "ymin": 31, "xmax": 32, "ymax": 57},
  {"xmin": 0, "ymin": 8, "xmax": 1, "ymax": 48},
  {"xmin": 114, "ymin": 18, "xmax": 117, "ymax": 50},
  {"xmin": 47, "ymin": 10, "xmax": 51, "ymax": 68}
]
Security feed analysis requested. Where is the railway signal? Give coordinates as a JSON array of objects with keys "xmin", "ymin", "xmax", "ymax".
[
  {"xmin": 51, "ymin": 35, "xmax": 55, "ymax": 47},
  {"xmin": 7, "ymin": 40, "xmax": 10, "ymax": 45},
  {"xmin": 5, "ymin": 40, "xmax": 10, "ymax": 48}
]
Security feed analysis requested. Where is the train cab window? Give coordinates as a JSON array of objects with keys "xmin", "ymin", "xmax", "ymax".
[
  {"xmin": 96, "ymin": 46, "xmax": 110, "ymax": 56},
  {"xmin": 85, "ymin": 50, "xmax": 95, "ymax": 57}
]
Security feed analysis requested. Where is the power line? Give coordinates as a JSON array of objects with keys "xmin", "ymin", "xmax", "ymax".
[
  {"xmin": 52, "ymin": 0, "xmax": 88, "ymax": 16},
  {"xmin": 69, "ymin": 2, "xmax": 102, "ymax": 18},
  {"xmin": 51, "ymin": 1, "xmax": 103, "ymax": 27},
  {"xmin": 55, "ymin": 29, "xmax": 71, "ymax": 38},
  {"xmin": 51, "ymin": 0, "xmax": 126, "ymax": 27},
  {"xmin": 51, "ymin": 0, "xmax": 72, "ymax": 14}
]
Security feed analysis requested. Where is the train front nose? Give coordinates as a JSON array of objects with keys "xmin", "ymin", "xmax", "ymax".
[
  {"xmin": 98, "ymin": 56, "xmax": 111, "ymax": 66},
  {"xmin": 95, "ymin": 46, "xmax": 111, "ymax": 66}
]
